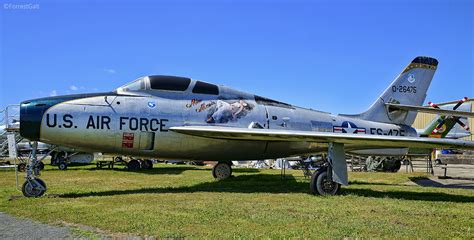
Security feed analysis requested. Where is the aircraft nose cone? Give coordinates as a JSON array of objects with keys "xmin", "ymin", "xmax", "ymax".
[{"xmin": 20, "ymin": 98, "xmax": 59, "ymax": 141}]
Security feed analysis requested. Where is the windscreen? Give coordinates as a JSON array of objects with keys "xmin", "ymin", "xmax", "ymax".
[{"xmin": 119, "ymin": 78, "xmax": 145, "ymax": 92}]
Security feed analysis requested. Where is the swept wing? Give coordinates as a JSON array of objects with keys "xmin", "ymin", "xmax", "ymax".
[{"xmin": 170, "ymin": 126, "xmax": 474, "ymax": 150}]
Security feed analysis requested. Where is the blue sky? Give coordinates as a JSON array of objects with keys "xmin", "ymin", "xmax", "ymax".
[{"xmin": 1, "ymin": 0, "xmax": 472, "ymax": 114}]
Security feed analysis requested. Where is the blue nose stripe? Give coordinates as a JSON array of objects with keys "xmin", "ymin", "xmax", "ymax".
[{"xmin": 19, "ymin": 92, "xmax": 115, "ymax": 141}]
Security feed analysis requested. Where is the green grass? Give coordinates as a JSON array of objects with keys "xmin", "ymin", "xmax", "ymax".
[{"xmin": 0, "ymin": 163, "xmax": 473, "ymax": 239}]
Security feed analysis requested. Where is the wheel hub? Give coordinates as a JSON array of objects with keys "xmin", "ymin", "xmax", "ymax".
[
  {"xmin": 322, "ymin": 178, "xmax": 336, "ymax": 192},
  {"xmin": 24, "ymin": 183, "xmax": 41, "ymax": 196},
  {"xmin": 215, "ymin": 164, "xmax": 230, "ymax": 178},
  {"xmin": 22, "ymin": 179, "xmax": 46, "ymax": 197}
]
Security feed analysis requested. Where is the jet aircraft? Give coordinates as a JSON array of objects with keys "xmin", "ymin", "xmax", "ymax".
[{"xmin": 19, "ymin": 56, "xmax": 474, "ymax": 197}]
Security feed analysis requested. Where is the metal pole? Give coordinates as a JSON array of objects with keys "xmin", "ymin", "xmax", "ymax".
[
  {"xmin": 4, "ymin": 106, "xmax": 8, "ymax": 128},
  {"xmin": 14, "ymin": 157, "xmax": 19, "ymax": 190}
]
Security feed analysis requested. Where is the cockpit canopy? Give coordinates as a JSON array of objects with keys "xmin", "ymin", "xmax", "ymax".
[
  {"xmin": 115, "ymin": 75, "xmax": 294, "ymax": 107},
  {"xmin": 117, "ymin": 75, "xmax": 220, "ymax": 95},
  {"xmin": 118, "ymin": 75, "xmax": 190, "ymax": 92}
]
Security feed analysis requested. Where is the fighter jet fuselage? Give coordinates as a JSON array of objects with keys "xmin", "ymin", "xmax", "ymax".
[{"xmin": 20, "ymin": 75, "xmax": 417, "ymax": 161}]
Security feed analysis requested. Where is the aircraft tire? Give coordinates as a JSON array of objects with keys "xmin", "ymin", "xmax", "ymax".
[
  {"xmin": 17, "ymin": 163, "xmax": 26, "ymax": 172},
  {"xmin": 127, "ymin": 159, "xmax": 141, "ymax": 171},
  {"xmin": 58, "ymin": 162, "xmax": 68, "ymax": 170},
  {"xmin": 310, "ymin": 169, "xmax": 340, "ymax": 196},
  {"xmin": 145, "ymin": 160, "xmax": 153, "ymax": 169},
  {"xmin": 212, "ymin": 162, "xmax": 232, "ymax": 180},
  {"xmin": 140, "ymin": 160, "xmax": 153, "ymax": 169},
  {"xmin": 391, "ymin": 159, "xmax": 401, "ymax": 172},
  {"xmin": 22, "ymin": 178, "xmax": 47, "ymax": 198}
]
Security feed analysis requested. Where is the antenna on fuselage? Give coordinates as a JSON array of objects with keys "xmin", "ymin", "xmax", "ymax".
[{"xmin": 104, "ymin": 96, "xmax": 111, "ymax": 106}]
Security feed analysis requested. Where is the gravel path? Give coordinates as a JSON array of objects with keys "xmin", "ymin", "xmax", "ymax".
[{"xmin": 0, "ymin": 212, "xmax": 71, "ymax": 239}]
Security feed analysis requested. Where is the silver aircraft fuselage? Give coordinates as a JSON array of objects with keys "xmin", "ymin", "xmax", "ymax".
[{"xmin": 20, "ymin": 76, "xmax": 416, "ymax": 161}]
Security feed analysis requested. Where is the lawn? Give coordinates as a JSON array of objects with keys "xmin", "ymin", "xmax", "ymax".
[{"xmin": 0, "ymin": 163, "xmax": 473, "ymax": 239}]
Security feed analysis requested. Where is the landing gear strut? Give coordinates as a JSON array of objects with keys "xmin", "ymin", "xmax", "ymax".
[
  {"xmin": 212, "ymin": 162, "xmax": 232, "ymax": 180},
  {"xmin": 309, "ymin": 143, "xmax": 347, "ymax": 196},
  {"xmin": 22, "ymin": 141, "xmax": 47, "ymax": 197}
]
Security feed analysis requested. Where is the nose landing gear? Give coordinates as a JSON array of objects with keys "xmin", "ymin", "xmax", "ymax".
[{"xmin": 22, "ymin": 141, "xmax": 48, "ymax": 197}]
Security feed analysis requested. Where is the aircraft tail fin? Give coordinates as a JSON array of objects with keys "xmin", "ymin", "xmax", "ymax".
[
  {"xmin": 418, "ymin": 102, "xmax": 471, "ymax": 139},
  {"xmin": 419, "ymin": 116, "xmax": 459, "ymax": 138},
  {"xmin": 353, "ymin": 56, "xmax": 438, "ymax": 126}
]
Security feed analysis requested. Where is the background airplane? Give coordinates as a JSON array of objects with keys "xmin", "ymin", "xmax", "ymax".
[{"xmin": 417, "ymin": 101, "xmax": 471, "ymax": 139}]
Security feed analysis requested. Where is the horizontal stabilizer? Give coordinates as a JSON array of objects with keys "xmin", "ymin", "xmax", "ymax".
[
  {"xmin": 170, "ymin": 126, "xmax": 474, "ymax": 150},
  {"xmin": 385, "ymin": 103, "xmax": 474, "ymax": 118}
]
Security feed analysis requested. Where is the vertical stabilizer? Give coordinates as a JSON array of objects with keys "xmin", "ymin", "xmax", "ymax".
[{"xmin": 355, "ymin": 56, "xmax": 438, "ymax": 125}]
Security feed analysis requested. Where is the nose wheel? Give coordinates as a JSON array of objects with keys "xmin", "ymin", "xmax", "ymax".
[
  {"xmin": 212, "ymin": 162, "xmax": 232, "ymax": 180},
  {"xmin": 22, "ymin": 141, "xmax": 49, "ymax": 197},
  {"xmin": 22, "ymin": 178, "xmax": 46, "ymax": 197}
]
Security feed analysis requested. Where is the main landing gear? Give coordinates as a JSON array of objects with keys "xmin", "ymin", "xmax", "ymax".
[
  {"xmin": 310, "ymin": 143, "xmax": 347, "ymax": 196},
  {"xmin": 310, "ymin": 166, "xmax": 341, "ymax": 196},
  {"xmin": 22, "ymin": 142, "xmax": 48, "ymax": 197},
  {"xmin": 212, "ymin": 162, "xmax": 233, "ymax": 180},
  {"xmin": 127, "ymin": 158, "xmax": 154, "ymax": 171}
]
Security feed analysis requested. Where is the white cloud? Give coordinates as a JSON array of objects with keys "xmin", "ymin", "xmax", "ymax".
[
  {"xmin": 104, "ymin": 68, "xmax": 117, "ymax": 74},
  {"xmin": 49, "ymin": 90, "xmax": 57, "ymax": 96},
  {"xmin": 69, "ymin": 85, "xmax": 86, "ymax": 91}
]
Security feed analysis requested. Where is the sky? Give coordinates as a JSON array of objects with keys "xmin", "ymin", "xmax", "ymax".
[{"xmin": 0, "ymin": 0, "xmax": 473, "ymax": 114}]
